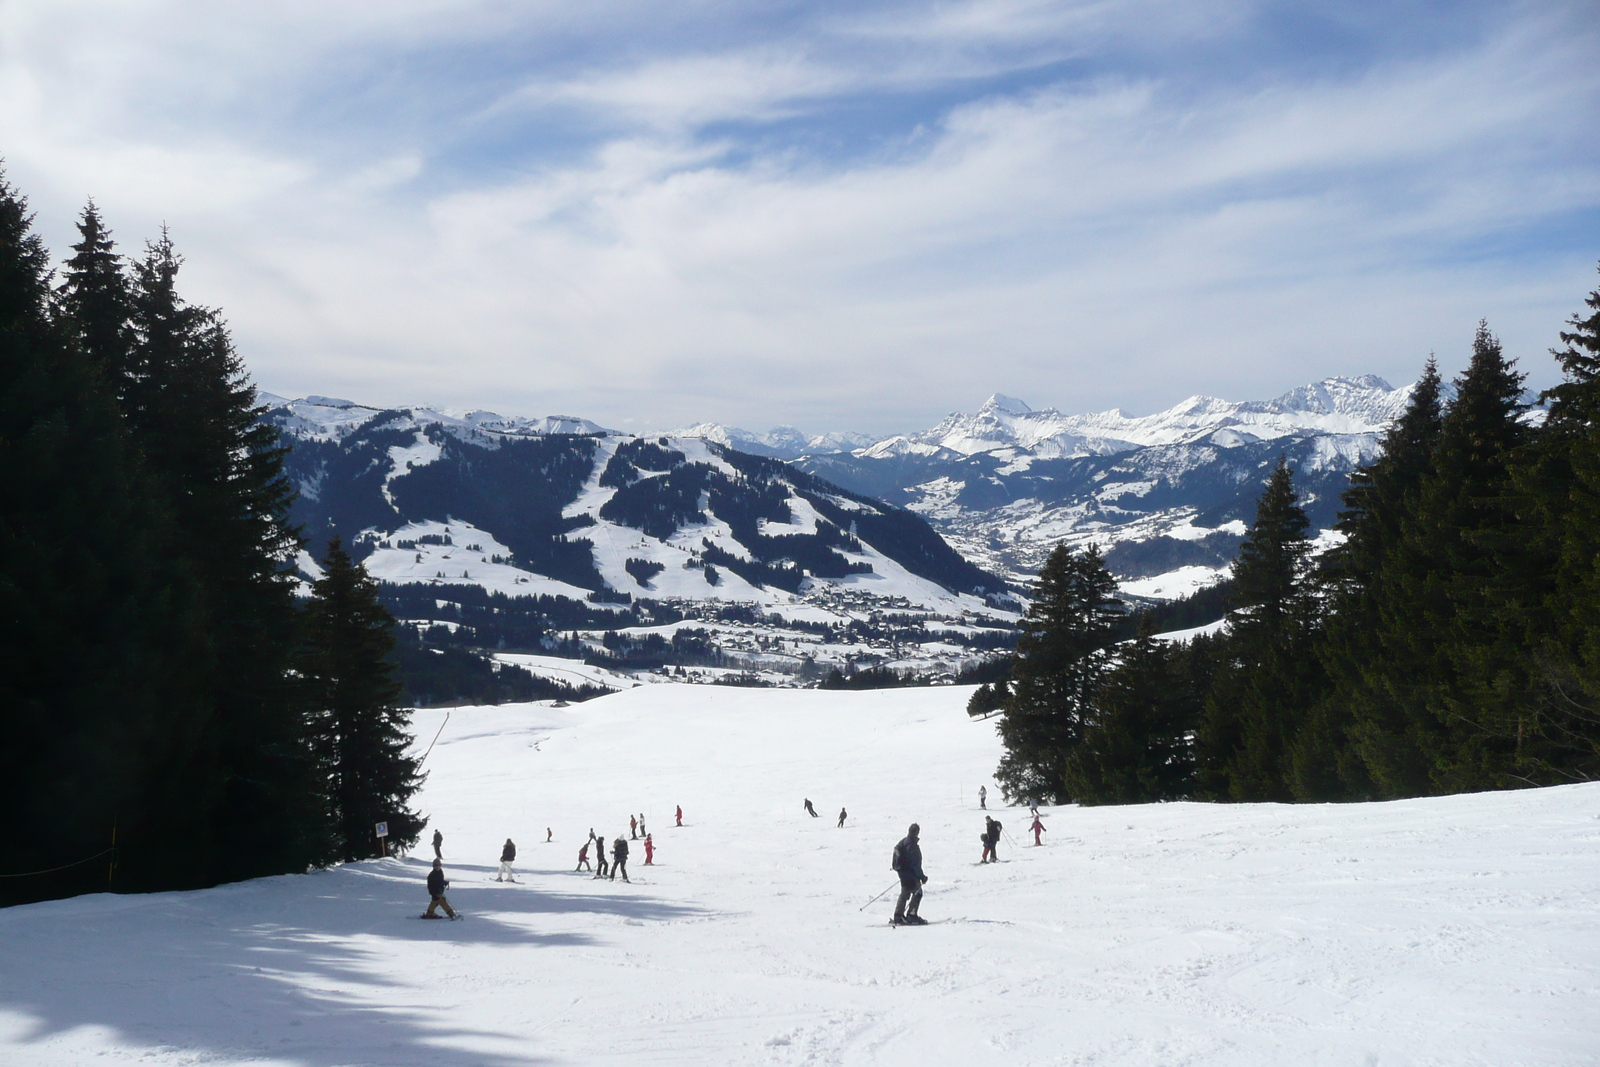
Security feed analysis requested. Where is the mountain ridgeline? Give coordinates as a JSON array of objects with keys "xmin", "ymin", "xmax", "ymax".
[{"xmin": 269, "ymin": 402, "xmax": 1008, "ymax": 603}]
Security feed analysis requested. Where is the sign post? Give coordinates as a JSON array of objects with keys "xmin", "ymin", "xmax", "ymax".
[{"xmin": 375, "ymin": 821, "xmax": 389, "ymax": 857}]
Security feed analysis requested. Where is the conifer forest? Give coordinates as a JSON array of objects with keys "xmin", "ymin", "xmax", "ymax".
[{"xmin": 0, "ymin": 173, "xmax": 423, "ymax": 906}]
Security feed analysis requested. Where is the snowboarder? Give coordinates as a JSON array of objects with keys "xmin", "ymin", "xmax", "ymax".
[
  {"xmin": 423, "ymin": 859, "xmax": 458, "ymax": 919},
  {"xmin": 675, "ymin": 805, "xmax": 683, "ymax": 827},
  {"xmin": 576, "ymin": 841, "xmax": 592, "ymax": 871},
  {"xmin": 611, "ymin": 836, "xmax": 630, "ymax": 882},
  {"xmin": 432, "ymin": 828, "xmax": 443, "ymax": 860},
  {"xmin": 1030, "ymin": 814, "xmax": 1045, "ymax": 846},
  {"xmin": 804, "ymin": 798, "xmax": 818, "ymax": 818},
  {"xmin": 630, "ymin": 815, "xmax": 638, "ymax": 839},
  {"xmin": 643, "ymin": 833, "xmax": 654, "ymax": 865},
  {"xmin": 891, "ymin": 823, "xmax": 927, "ymax": 925},
  {"xmin": 978, "ymin": 786, "xmax": 987, "ymax": 810},
  {"xmin": 838, "ymin": 807, "xmax": 848, "ymax": 828},
  {"xmin": 497, "ymin": 838, "xmax": 517, "ymax": 881}
]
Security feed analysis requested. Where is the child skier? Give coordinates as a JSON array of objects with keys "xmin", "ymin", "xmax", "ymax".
[
  {"xmin": 1030, "ymin": 814, "xmax": 1046, "ymax": 846},
  {"xmin": 643, "ymin": 833, "xmax": 654, "ymax": 865},
  {"xmin": 423, "ymin": 859, "xmax": 458, "ymax": 919},
  {"xmin": 576, "ymin": 841, "xmax": 591, "ymax": 872}
]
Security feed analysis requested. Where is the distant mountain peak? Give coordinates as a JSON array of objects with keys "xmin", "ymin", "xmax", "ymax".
[{"xmin": 982, "ymin": 394, "xmax": 1033, "ymax": 416}]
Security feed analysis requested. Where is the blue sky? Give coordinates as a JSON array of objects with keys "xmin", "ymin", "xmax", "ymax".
[{"xmin": 3, "ymin": 0, "xmax": 1596, "ymax": 434}]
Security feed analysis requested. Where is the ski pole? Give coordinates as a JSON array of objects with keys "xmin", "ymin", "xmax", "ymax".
[
  {"xmin": 1002, "ymin": 828, "xmax": 1018, "ymax": 848},
  {"xmin": 859, "ymin": 882, "xmax": 898, "ymax": 911}
]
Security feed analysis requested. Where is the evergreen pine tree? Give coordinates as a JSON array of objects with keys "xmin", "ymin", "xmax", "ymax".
[
  {"xmin": 0, "ymin": 172, "xmax": 183, "ymax": 903},
  {"xmin": 1065, "ymin": 617, "xmax": 1199, "ymax": 804},
  {"xmin": 56, "ymin": 201, "xmax": 136, "ymax": 392},
  {"xmin": 301, "ymin": 539, "xmax": 425, "ymax": 861},
  {"xmin": 1319, "ymin": 359, "xmax": 1445, "ymax": 797},
  {"xmin": 1411, "ymin": 324, "xmax": 1532, "ymax": 791},
  {"xmin": 126, "ymin": 232, "xmax": 320, "ymax": 883},
  {"xmin": 1514, "ymin": 267, "xmax": 1600, "ymax": 781},
  {"xmin": 994, "ymin": 542, "xmax": 1122, "ymax": 803},
  {"xmin": 1197, "ymin": 459, "xmax": 1323, "ymax": 801}
]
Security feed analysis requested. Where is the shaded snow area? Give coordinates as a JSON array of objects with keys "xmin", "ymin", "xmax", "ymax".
[{"xmin": 5, "ymin": 685, "xmax": 1599, "ymax": 1066}]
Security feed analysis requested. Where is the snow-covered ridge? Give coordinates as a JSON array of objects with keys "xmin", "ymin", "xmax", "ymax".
[
  {"xmin": 256, "ymin": 392, "xmax": 609, "ymax": 445},
  {"xmin": 892, "ymin": 375, "xmax": 1419, "ymax": 460}
]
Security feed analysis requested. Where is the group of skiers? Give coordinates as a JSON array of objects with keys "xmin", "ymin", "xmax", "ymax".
[
  {"xmin": 803, "ymin": 798, "xmax": 851, "ymax": 828},
  {"xmin": 423, "ymin": 790, "xmax": 1043, "ymax": 924},
  {"xmin": 575, "ymin": 823, "xmax": 653, "ymax": 881}
]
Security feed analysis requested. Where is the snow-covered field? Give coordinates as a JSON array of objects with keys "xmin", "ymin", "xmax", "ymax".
[{"xmin": 4, "ymin": 685, "xmax": 1599, "ymax": 1066}]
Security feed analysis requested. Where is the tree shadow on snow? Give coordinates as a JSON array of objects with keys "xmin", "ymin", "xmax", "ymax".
[{"xmin": 0, "ymin": 855, "xmax": 712, "ymax": 1067}]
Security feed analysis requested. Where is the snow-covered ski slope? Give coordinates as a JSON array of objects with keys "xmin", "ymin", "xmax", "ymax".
[{"xmin": 3, "ymin": 685, "xmax": 1599, "ymax": 1066}]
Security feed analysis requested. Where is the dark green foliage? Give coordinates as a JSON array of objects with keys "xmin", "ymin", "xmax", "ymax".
[
  {"xmin": 127, "ymin": 233, "xmax": 320, "ymax": 885},
  {"xmin": 1194, "ymin": 459, "xmax": 1324, "ymax": 801},
  {"xmin": 300, "ymin": 540, "xmax": 424, "ymax": 861},
  {"xmin": 994, "ymin": 543, "xmax": 1123, "ymax": 803},
  {"xmin": 1065, "ymin": 618, "xmax": 1202, "ymax": 804},
  {"xmin": 1513, "ymin": 269, "xmax": 1600, "ymax": 783},
  {"xmin": 0, "ymin": 177, "xmax": 193, "ymax": 904},
  {"xmin": 966, "ymin": 680, "xmax": 1008, "ymax": 717},
  {"xmin": 625, "ymin": 557, "xmax": 666, "ymax": 585},
  {"xmin": 1319, "ymin": 360, "xmax": 1445, "ymax": 797}
]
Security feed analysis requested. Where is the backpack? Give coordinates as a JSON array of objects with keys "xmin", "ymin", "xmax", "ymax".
[{"xmin": 891, "ymin": 839, "xmax": 905, "ymax": 872}]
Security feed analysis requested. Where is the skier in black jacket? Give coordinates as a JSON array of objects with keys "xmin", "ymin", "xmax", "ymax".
[
  {"xmin": 423, "ymin": 859, "xmax": 458, "ymax": 919},
  {"xmin": 497, "ymin": 838, "xmax": 517, "ymax": 882},
  {"xmin": 891, "ymin": 823, "xmax": 927, "ymax": 925},
  {"xmin": 611, "ymin": 836, "xmax": 630, "ymax": 882}
]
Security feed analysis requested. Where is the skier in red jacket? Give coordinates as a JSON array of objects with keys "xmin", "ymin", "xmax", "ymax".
[
  {"xmin": 643, "ymin": 833, "xmax": 654, "ymax": 865},
  {"xmin": 675, "ymin": 805, "xmax": 683, "ymax": 827},
  {"xmin": 1030, "ymin": 814, "xmax": 1045, "ymax": 845}
]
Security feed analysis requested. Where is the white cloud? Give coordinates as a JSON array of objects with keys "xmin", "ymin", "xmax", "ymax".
[{"xmin": 0, "ymin": 0, "xmax": 1595, "ymax": 434}]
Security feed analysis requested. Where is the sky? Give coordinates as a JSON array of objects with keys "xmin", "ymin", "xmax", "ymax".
[{"xmin": 2, "ymin": 0, "xmax": 1597, "ymax": 436}]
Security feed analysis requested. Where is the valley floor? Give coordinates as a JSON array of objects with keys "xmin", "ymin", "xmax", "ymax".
[{"xmin": 2, "ymin": 685, "xmax": 1598, "ymax": 1066}]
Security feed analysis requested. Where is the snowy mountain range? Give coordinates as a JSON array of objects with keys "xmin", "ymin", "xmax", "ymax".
[
  {"xmin": 257, "ymin": 375, "xmax": 1423, "ymax": 682},
  {"xmin": 262, "ymin": 395, "xmax": 1021, "ymax": 683},
  {"xmin": 672, "ymin": 376, "xmax": 1430, "ymax": 594}
]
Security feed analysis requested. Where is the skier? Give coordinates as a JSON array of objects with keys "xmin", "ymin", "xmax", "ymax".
[
  {"xmin": 423, "ymin": 859, "xmax": 458, "ymax": 919},
  {"xmin": 593, "ymin": 836, "xmax": 610, "ymax": 879},
  {"xmin": 1030, "ymin": 814, "xmax": 1045, "ymax": 846},
  {"xmin": 630, "ymin": 815, "xmax": 638, "ymax": 839},
  {"xmin": 576, "ymin": 841, "xmax": 592, "ymax": 872},
  {"xmin": 432, "ymin": 828, "xmax": 443, "ymax": 860},
  {"xmin": 497, "ymin": 838, "xmax": 517, "ymax": 882},
  {"xmin": 611, "ymin": 836, "xmax": 630, "ymax": 882},
  {"xmin": 804, "ymin": 798, "xmax": 819, "ymax": 818},
  {"xmin": 546, "ymin": 827, "xmax": 552, "ymax": 843},
  {"xmin": 981, "ymin": 816, "xmax": 1002, "ymax": 863},
  {"xmin": 837, "ymin": 807, "xmax": 848, "ymax": 828},
  {"xmin": 891, "ymin": 823, "xmax": 927, "ymax": 926},
  {"xmin": 638, "ymin": 814, "xmax": 646, "ymax": 838},
  {"xmin": 675, "ymin": 805, "xmax": 683, "ymax": 827},
  {"xmin": 978, "ymin": 785, "xmax": 986, "ymax": 810},
  {"xmin": 643, "ymin": 833, "xmax": 654, "ymax": 865}
]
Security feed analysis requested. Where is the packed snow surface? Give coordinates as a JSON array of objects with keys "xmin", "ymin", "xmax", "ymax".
[{"xmin": 3, "ymin": 685, "xmax": 1598, "ymax": 1066}]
